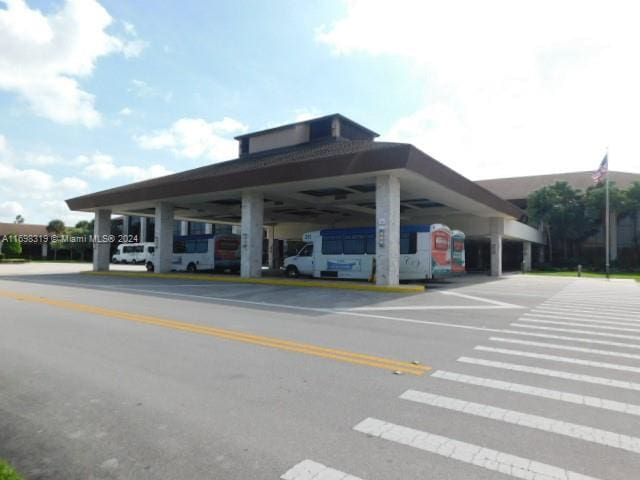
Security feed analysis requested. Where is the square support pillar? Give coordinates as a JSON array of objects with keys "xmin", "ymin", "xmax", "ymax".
[
  {"xmin": 375, "ymin": 174, "xmax": 400, "ymax": 286},
  {"xmin": 241, "ymin": 191, "xmax": 264, "ymax": 278},
  {"xmin": 522, "ymin": 241, "xmax": 532, "ymax": 272},
  {"xmin": 139, "ymin": 217, "xmax": 148, "ymax": 243},
  {"xmin": 490, "ymin": 217, "xmax": 504, "ymax": 277},
  {"xmin": 180, "ymin": 220, "xmax": 189, "ymax": 236},
  {"xmin": 266, "ymin": 225, "xmax": 275, "ymax": 269},
  {"xmin": 205, "ymin": 223, "xmax": 214, "ymax": 235},
  {"xmin": 122, "ymin": 215, "xmax": 130, "ymax": 237},
  {"xmin": 93, "ymin": 209, "xmax": 112, "ymax": 272},
  {"xmin": 155, "ymin": 202, "xmax": 174, "ymax": 273}
]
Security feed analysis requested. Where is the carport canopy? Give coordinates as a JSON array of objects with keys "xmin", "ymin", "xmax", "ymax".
[{"xmin": 66, "ymin": 114, "xmax": 544, "ymax": 284}]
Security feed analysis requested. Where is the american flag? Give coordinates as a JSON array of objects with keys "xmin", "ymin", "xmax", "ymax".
[{"xmin": 592, "ymin": 154, "xmax": 608, "ymax": 184}]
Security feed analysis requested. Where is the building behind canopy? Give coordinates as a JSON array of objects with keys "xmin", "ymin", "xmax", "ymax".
[{"xmin": 66, "ymin": 114, "xmax": 544, "ymax": 284}]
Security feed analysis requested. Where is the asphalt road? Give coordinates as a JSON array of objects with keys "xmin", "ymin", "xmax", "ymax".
[{"xmin": 1, "ymin": 266, "xmax": 639, "ymax": 479}]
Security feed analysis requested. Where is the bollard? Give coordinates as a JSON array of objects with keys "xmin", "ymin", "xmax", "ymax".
[
  {"xmin": 521, "ymin": 260, "xmax": 526, "ymax": 274},
  {"xmin": 577, "ymin": 264, "xmax": 582, "ymax": 277}
]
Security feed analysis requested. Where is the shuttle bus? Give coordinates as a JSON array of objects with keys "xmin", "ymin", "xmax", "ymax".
[
  {"xmin": 451, "ymin": 229, "xmax": 466, "ymax": 274},
  {"xmin": 283, "ymin": 224, "xmax": 453, "ymax": 281},
  {"xmin": 146, "ymin": 234, "xmax": 240, "ymax": 273},
  {"xmin": 112, "ymin": 243, "xmax": 155, "ymax": 264}
]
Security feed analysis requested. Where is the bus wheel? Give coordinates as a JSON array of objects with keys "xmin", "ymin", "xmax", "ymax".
[
  {"xmin": 186, "ymin": 262, "xmax": 197, "ymax": 273},
  {"xmin": 285, "ymin": 266, "xmax": 299, "ymax": 278},
  {"xmin": 146, "ymin": 262, "xmax": 154, "ymax": 272}
]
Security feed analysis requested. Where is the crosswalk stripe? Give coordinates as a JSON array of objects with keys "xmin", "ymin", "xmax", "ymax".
[
  {"xmin": 400, "ymin": 389, "xmax": 640, "ymax": 454},
  {"xmin": 502, "ymin": 329, "xmax": 640, "ymax": 350},
  {"xmin": 489, "ymin": 337, "xmax": 640, "ymax": 361},
  {"xmin": 518, "ymin": 317, "xmax": 640, "ymax": 333},
  {"xmin": 431, "ymin": 370, "xmax": 640, "ymax": 416},
  {"xmin": 353, "ymin": 417, "xmax": 600, "ymax": 480},
  {"xmin": 474, "ymin": 346, "xmax": 640, "ymax": 374},
  {"xmin": 541, "ymin": 301, "xmax": 640, "ymax": 313},
  {"xmin": 281, "ymin": 460, "xmax": 363, "ymax": 480},
  {"xmin": 530, "ymin": 308, "xmax": 640, "ymax": 322},
  {"xmin": 511, "ymin": 323, "xmax": 640, "ymax": 341},
  {"xmin": 458, "ymin": 356, "xmax": 640, "ymax": 391},
  {"xmin": 525, "ymin": 312, "xmax": 640, "ymax": 328}
]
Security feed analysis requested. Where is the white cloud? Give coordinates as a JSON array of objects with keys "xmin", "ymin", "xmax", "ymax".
[
  {"xmin": 0, "ymin": 201, "xmax": 25, "ymax": 222},
  {"xmin": 128, "ymin": 79, "xmax": 171, "ymax": 101},
  {"xmin": 135, "ymin": 117, "xmax": 248, "ymax": 161},
  {"xmin": 119, "ymin": 107, "xmax": 133, "ymax": 116},
  {"xmin": 0, "ymin": 0, "xmax": 147, "ymax": 127},
  {"xmin": 81, "ymin": 152, "xmax": 173, "ymax": 181},
  {"xmin": 317, "ymin": 0, "xmax": 640, "ymax": 178}
]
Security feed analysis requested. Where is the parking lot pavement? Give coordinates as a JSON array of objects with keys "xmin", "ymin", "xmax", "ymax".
[{"xmin": 1, "ymin": 268, "xmax": 639, "ymax": 479}]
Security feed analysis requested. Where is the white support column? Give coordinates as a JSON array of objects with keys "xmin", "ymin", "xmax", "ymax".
[
  {"xmin": 122, "ymin": 215, "xmax": 130, "ymax": 238},
  {"xmin": 205, "ymin": 223, "xmax": 214, "ymax": 235},
  {"xmin": 139, "ymin": 217, "xmax": 148, "ymax": 243},
  {"xmin": 266, "ymin": 225, "xmax": 275, "ymax": 269},
  {"xmin": 241, "ymin": 191, "xmax": 264, "ymax": 278},
  {"xmin": 41, "ymin": 242, "xmax": 48, "ymax": 259},
  {"xmin": 375, "ymin": 174, "xmax": 400, "ymax": 286},
  {"xmin": 610, "ymin": 211, "xmax": 618, "ymax": 261},
  {"xmin": 490, "ymin": 217, "xmax": 504, "ymax": 277},
  {"xmin": 180, "ymin": 220, "xmax": 189, "ymax": 236},
  {"xmin": 522, "ymin": 241, "xmax": 532, "ymax": 272},
  {"xmin": 155, "ymin": 202, "xmax": 174, "ymax": 273},
  {"xmin": 93, "ymin": 209, "xmax": 112, "ymax": 272}
]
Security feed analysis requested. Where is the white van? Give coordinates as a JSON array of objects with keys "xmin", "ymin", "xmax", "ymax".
[
  {"xmin": 112, "ymin": 243, "xmax": 155, "ymax": 264},
  {"xmin": 283, "ymin": 224, "xmax": 454, "ymax": 281},
  {"xmin": 145, "ymin": 234, "xmax": 240, "ymax": 273}
]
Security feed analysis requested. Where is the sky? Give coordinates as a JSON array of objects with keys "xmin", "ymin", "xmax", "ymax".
[{"xmin": 1, "ymin": 0, "xmax": 639, "ymax": 225}]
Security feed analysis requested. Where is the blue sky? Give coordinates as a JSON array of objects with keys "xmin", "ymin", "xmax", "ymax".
[{"xmin": 1, "ymin": 0, "xmax": 639, "ymax": 224}]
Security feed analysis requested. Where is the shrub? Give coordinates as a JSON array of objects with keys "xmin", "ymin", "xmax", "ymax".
[{"xmin": 0, "ymin": 460, "xmax": 23, "ymax": 480}]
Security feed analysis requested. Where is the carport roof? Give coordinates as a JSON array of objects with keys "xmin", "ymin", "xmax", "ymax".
[{"xmin": 66, "ymin": 138, "xmax": 526, "ymax": 220}]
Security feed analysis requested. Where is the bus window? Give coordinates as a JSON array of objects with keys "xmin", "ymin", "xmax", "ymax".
[
  {"xmin": 434, "ymin": 233, "xmax": 449, "ymax": 250},
  {"xmin": 453, "ymin": 239, "xmax": 464, "ymax": 251},
  {"xmin": 218, "ymin": 239, "xmax": 239, "ymax": 251},
  {"xmin": 147, "ymin": 246, "xmax": 155, "ymax": 254},
  {"xmin": 185, "ymin": 240, "xmax": 197, "ymax": 253},
  {"xmin": 298, "ymin": 245, "xmax": 313, "ymax": 257},
  {"xmin": 173, "ymin": 240, "xmax": 186, "ymax": 254},
  {"xmin": 322, "ymin": 235, "xmax": 342, "ymax": 254},
  {"xmin": 343, "ymin": 234, "xmax": 365, "ymax": 254},
  {"xmin": 365, "ymin": 234, "xmax": 376, "ymax": 254},
  {"xmin": 400, "ymin": 232, "xmax": 417, "ymax": 254},
  {"xmin": 135, "ymin": 245, "xmax": 144, "ymax": 253},
  {"xmin": 196, "ymin": 240, "xmax": 208, "ymax": 253},
  {"xmin": 123, "ymin": 246, "xmax": 133, "ymax": 254}
]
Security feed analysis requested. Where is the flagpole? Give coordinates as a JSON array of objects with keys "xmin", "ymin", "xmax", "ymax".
[{"xmin": 605, "ymin": 149, "xmax": 610, "ymax": 278}]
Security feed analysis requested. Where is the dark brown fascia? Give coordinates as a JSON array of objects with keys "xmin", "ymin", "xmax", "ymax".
[{"xmin": 66, "ymin": 145, "xmax": 412, "ymax": 211}]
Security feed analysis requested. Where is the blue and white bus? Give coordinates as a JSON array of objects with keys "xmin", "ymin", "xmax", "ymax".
[{"xmin": 283, "ymin": 224, "xmax": 454, "ymax": 281}]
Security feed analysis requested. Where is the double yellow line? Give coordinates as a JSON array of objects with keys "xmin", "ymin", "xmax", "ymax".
[{"xmin": 0, "ymin": 290, "xmax": 429, "ymax": 376}]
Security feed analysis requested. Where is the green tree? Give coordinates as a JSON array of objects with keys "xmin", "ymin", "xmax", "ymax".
[
  {"xmin": 46, "ymin": 219, "xmax": 65, "ymax": 260},
  {"xmin": 1, "ymin": 233, "xmax": 22, "ymax": 258},
  {"xmin": 528, "ymin": 182, "xmax": 587, "ymax": 263},
  {"xmin": 621, "ymin": 181, "xmax": 640, "ymax": 253},
  {"xmin": 13, "ymin": 214, "xmax": 24, "ymax": 224}
]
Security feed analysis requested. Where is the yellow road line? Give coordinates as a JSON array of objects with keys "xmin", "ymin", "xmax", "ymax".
[
  {"xmin": 83, "ymin": 271, "xmax": 425, "ymax": 293},
  {"xmin": 0, "ymin": 290, "xmax": 430, "ymax": 375}
]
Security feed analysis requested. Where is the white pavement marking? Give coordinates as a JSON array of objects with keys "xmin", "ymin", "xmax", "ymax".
[
  {"xmin": 540, "ymin": 302, "xmax": 640, "ymax": 314},
  {"xmin": 281, "ymin": 460, "xmax": 363, "ymax": 480},
  {"xmin": 458, "ymin": 356, "xmax": 640, "ymax": 392},
  {"xmin": 489, "ymin": 337, "xmax": 640, "ymax": 361},
  {"xmin": 342, "ymin": 305, "xmax": 520, "ymax": 311},
  {"xmin": 474, "ymin": 346, "xmax": 640, "ymax": 374},
  {"xmin": 440, "ymin": 290, "xmax": 524, "ymax": 308},
  {"xmin": 524, "ymin": 312, "xmax": 640, "ymax": 328},
  {"xmin": 502, "ymin": 329, "xmax": 640, "ymax": 350},
  {"xmin": 517, "ymin": 317, "xmax": 640, "ymax": 333},
  {"xmin": 400, "ymin": 389, "xmax": 640, "ymax": 454},
  {"xmin": 353, "ymin": 417, "xmax": 600, "ymax": 480},
  {"xmin": 530, "ymin": 308, "xmax": 640, "ymax": 321},
  {"xmin": 511, "ymin": 323, "xmax": 640, "ymax": 341},
  {"xmin": 431, "ymin": 370, "xmax": 640, "ymax": 416}
]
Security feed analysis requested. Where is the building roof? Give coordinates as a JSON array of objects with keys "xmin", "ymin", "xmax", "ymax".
[
  {"xmin": 476, "ymin": 171, "xmax": 640, "ymax": 201},
  {"xmin": 0, "ymin": 222, "xmax": 48, "ymax": 236},
  {"xmin": 234, "ymin": 113, "xmax": 379, "ymax": 140},
  {"xmin": 66, "ymin": 138, "xmax": 525, "ymax": 220}
]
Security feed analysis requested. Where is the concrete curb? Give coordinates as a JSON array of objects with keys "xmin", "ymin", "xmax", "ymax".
[{"xmin": 82, "ymin": 271, "xmax": 425, "ymax": 293}]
